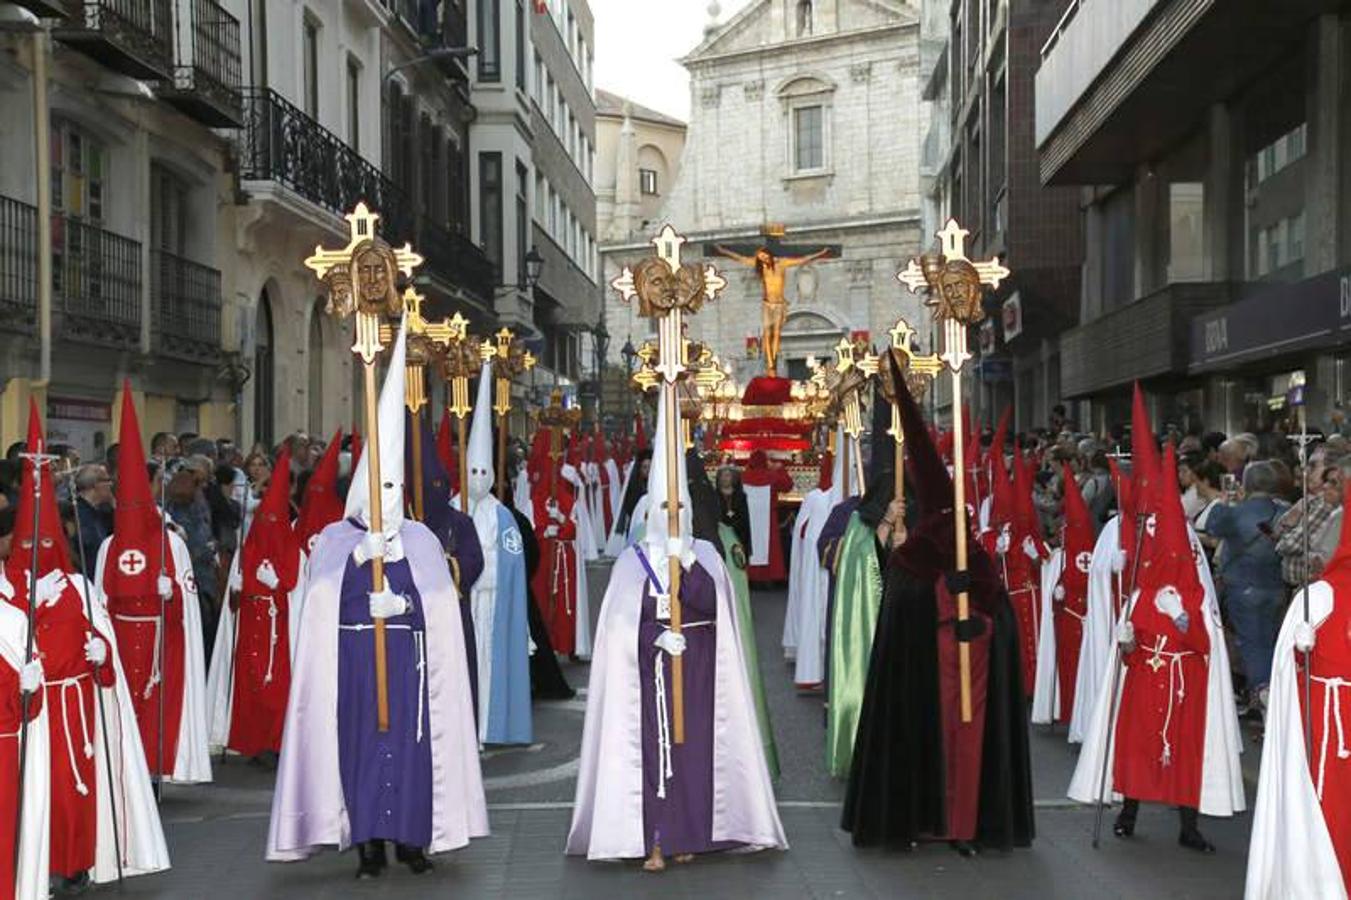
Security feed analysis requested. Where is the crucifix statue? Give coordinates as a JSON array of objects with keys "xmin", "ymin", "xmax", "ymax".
[
  {"xmin": 898, "ymin": 217, "xmax": 1009, "ymax": 724},
  {"xmin": 614, "ymin": 224, "xmax": 727, "ymax": 744},
  {"xmin": 306, "ymin": 202, "xmax": 423, "ymax": 733},
  {"xmin": 706, "ymin": 224, "xmax": 839, "ymax": 378}
]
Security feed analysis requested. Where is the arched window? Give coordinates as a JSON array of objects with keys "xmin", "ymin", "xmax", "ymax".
[
  {"xmin": 307, "ymin": 303, "xmax": 324, "ymax": 436},
  {"xmin": 254, "ymin": 289, "xmax": 275, "ymax": 448},
  {"xmin": 796, "ymin": 0, "xmax": 813, "ymax": 36}
]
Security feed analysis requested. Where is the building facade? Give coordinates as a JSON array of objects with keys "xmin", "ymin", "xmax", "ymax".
[
  {"xmin": 1037, "ymin": 0, "xmax": 1351, "ymax": 435},
  {"xmin": 920, "ymin": 0, "xmax": 1084, "ymax": 432},
  {"xmin": 468, "ymin": 0, "xmax": 599, "ymax": 426},
  {"xmin": 0, "ymin": 0, "xmax": 494, "ymax": 454},
  {"xmin": 607, "ymin": 0, "xmax": 928, "ymax": 388}
]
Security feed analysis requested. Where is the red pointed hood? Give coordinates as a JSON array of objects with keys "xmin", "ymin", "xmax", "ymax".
[
  {"xmin": 1012, "ymin": 449, "xmax": 1046, "ymax": 557},
  {"xmin": 105, "ymin": 382, "xmax": 171, "ymax": 597},
  {"xmin": 295, "ymin": 428, "xmax": 344, "ymax": 552},
  {"xmin": 1322, "ymin": 467, "xmax": 1351, "ymax": 594},
  {"xmin": 242, "ymin": 447, "xmax": 300, "ymax": 595},
  {"xmin": 1131, "ymin": 383, "xmax": 1161, "ymax": 516},
  {"xmin": 989, "ymin": 440, "xmax": 1013, "ymax": 533},
  {"xmin": 349, "ymin": 427, "xmax": 363, "ymax": 471},
  {"xmin": 1131, "ymin": 442, "xmax": 1204, "ymax": 630},
  {"xmin": 7, "ymin": 400, "xmax": 73, "ymax": 592},
  {"xmin": 634, "ymin": 414, "xmax": 648, "ymax": 451},
  {"xmin": 1058, "ymin": 462, "xmax": 1094, "ymax": 601}
]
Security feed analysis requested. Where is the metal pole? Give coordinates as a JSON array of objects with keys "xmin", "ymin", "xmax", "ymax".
[
  {"xmin": 12, "ymin": 452, "xmax": 44, "ymax": 888},
  {"xmin": 34, "ymin": 30, "xmax": 52, "ymax": 390},
  {"xmin": 155, "ymin": 456, "xmax": 169, "ymax": 800},
  {"xmin": 65, "ymin": 468, "xmax": 124, "ymax": 885},
  {"xmin": 1298, "ymin": 407, "xmax": 1314, "ymax": 763},
  {"xmin": 220, "ymin": 481, "xmax": 246, "ymax": 767}
]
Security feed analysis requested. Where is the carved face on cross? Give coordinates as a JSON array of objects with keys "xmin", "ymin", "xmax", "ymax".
[{"xmin": 352, "ymin": 240, "xmax": 400, "ymax": 315}]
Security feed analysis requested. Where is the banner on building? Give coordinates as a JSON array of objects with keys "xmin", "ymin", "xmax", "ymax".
[{"xmin": 1001, "ymin": 292, "xmax": 1023, "ymax": 341}]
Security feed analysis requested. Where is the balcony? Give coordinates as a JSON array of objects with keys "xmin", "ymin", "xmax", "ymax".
[
  {"xmin": 152, "ymin": 249, "xmax": 221, "ymax": 362},
  {"xmin": 157, "ymin": 0, "xmax": 243, "ymax": 127},
  {"xmin": 54, "ymin": 214, "xmax": 142, "ymax": 348},
  {"xmin": 54, "ymin": 0, "xmax": 174, "ymax": 82},
  {"xmin": 0, "ymin": 196, "xmax": 38, "ymax": 335},
  {"xmin": 414, "ymin": 216, "xmax": 495, "ymax": 311},
  {"xmin": 238, "ymin": 88, "xmax": 405, "ymax": 233}
]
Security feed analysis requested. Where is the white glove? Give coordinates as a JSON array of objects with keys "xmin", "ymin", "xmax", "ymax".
[
  {"xmin": 228, "ymin": 565, "xmax": 243, "ymax": 593},
  {"xmin": 84, "ymin": 636, "xmax": 107, "ymax": 666},
  {"xmin": 548, "ymin": 504, "xmax": 566, "ymax": 524},
  {"xmin": 368, "ymin": 589, "xmax": 408, "ymax": 620},
  {"xmin": 1111, "ymin": 549, "xmax": 1128, "ymax": 574},
  {"xmin": 1052, "ymin": 584, "xmax": 1066, "ymax": 602},
  {"xmin": 157, "ymin": 575, "xmax": 174, "ymax": 601},
  {"xmin": 354, "ymin": 531, "xmax": 388, "ymax": 566},
  {"xmin": 1116, "ymin": 620, "xmax": 1136, "ymax": 648},
  {"xmin": 34, "ymin": 570, "xmax": 68, "ymax": 607},
  {"xmin": 19, "ymin": 659, "xmax": 42, "ymax": 694},
  {"xmin": 1154, "ymin": 586, "xmax": 1185, "ymax": 620},
  {"xmin": 995, "ymin": 531, "xmax": 1010, "ymax": 555},
  {"xmin": 1295, "ymin": 621, "xmax": 1317, "ymax": 653},
  {"xmin": 255, "ymin": 560, "xmax": 280, "ymax": 590},
  {"xmin": 544, "ymin": 525, "xmax": 559, "ymax": 538},
  {"xmin": 1022, "ymin": 536, "xmax": 1041, "ymax": 561},
  {"xmin": 653, "ymin": 630, "xmax": 686, "ymax": 657}
]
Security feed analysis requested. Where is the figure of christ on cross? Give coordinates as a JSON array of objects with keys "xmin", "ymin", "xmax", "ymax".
[{"xmin": 708, "ymin": 229, "xmax": 839, "ymax": 377}]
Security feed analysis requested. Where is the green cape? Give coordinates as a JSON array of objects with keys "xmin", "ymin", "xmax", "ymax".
[{"xmin": 825, "ymin": 512, "xmax": 883, "ymax": 777}]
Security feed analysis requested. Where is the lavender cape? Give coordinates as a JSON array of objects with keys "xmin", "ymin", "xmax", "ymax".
[
  {"xmin": 565, "ymin": 540, "xmax": 787, "ymax": 859},
  {"xmin": 266, "ymin": 520, "xmax": 488, "ymax": 860}
]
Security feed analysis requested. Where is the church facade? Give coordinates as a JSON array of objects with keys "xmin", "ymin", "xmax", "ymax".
[{"xmin": 605, "ymin": 0, "xmax": 929, "ymax": 385}]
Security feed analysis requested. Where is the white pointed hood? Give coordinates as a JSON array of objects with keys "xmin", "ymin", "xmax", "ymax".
[
  {"xmin": 466, "ymin": 367, "xmax": 495, "ymax": 501},
  {"xmin": 643, "ymin": 388, "xmax": 694, "ymax": 570},
  {"xmin": 344, "ymin": 316, "xmax": 408, "ymax": 535}
]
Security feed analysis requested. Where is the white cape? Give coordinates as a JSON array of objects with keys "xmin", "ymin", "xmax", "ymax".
[
  {"xmin": 788, "ymin": 490, "xmax": 834, "ymax": 686},
  {"xmin": 1246, "ymin": 581, "xmax": 1345, "ymax": 899},
  {"xmin": 1071, "ymin": 516, "xmax": 1124, "ymax": 744},
  {"xmin": 1067, "ymin": 526, "xmax": 1245, "ymax": 817},
  {"xmin": 565, "ymin": 541, "xmax": 787, "ymax": 859},
  {"xmin": 1031, "ymin": 548, "xmax": 1065, "ymax": 725},
  {"xmin": 205, "ymin": 548, "xmax": 307, "ymax": 752},
  {"xmin": 745, "ymin": 484, "xmax": 772, "ymax": 567},
  {"xmin": 266, "ymin": 520, "xmax": 488, "ymax": 860},
  {"xmin": 94, "ymin": 529, "xmax": 212, "ymax": 784},
  {"xmin": 0, "ymin": 602, "xmax": 49, "ymax": 900}
]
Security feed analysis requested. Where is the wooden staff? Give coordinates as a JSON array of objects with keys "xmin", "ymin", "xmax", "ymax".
[
  {"xmin": 361, "ymin": 361, "xmax": 391, "ymax": 732},
  {"xmin": 663, "ymin": 380, "xmax": 686, "ymax": 744},
  {"xmin": 457, "ymin": 413, "xmax": 470, "ymax": 513},
  {"xmin": 948, "ymin": 359, "xmax": 974, "ymax": 722}
]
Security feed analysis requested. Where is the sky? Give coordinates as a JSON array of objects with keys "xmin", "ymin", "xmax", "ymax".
[{"xmin": 588, "ymin": 0, "xmax": 754, "ymax": 121}]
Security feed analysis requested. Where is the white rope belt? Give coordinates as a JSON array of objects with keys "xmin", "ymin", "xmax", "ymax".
[
  {"xmin": 1009, "ymin": 585, "xmax": 1040, "ymax": 649},
  {"xmin": 249, "ymin": 595, "xmax": 281, "ymax": 685},
  {"xmin": 337, "ymin": 623, "xmax": 426, "ymax": 743},
  {"xmin": 552, "ymin": 545, "xmax": 573, "ymax": 616},
  {"xmin": 48, "ymin": 672, "xmax": 94, "ymax": 796},
  {"xmin": 113, "ymin": 613, "xmax": 162, "ymax": 700},
  {"xmin": 653, "ymin": 620, "xmax": 713, "ymax": 800},
  {"xmin": 1061, "ymin": 606, "xmax": 1086, "ymax": 624},
  {"xmin": 1314, "ymin": 675, "xmax": 1351, "ymax": 800},
  {"xmin": 1144, "ymin": 636, "xmax": 1194, "ymax": 767}
]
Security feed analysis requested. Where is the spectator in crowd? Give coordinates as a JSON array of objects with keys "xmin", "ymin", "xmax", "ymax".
[
  {"xmin": 1218, "ymin": 437, "xmax": 1252, "ymax": 477},
  {"xmin": 72, "ymin": 463, "xmax": 115, "ymax": 579},
  {"xmin": 1274, "ymin": 445, "xmax": 1344, "ymax": 588},
  {"xmin": 241, "ymin": 451, "xmax": 271, "ymax": 535},
  {"xmin": 165, "ymin": 456, "xmax": 221, "ymax": 646},
  {"xmin": 1197, "ymin": 460, "xmax": 1289, "ymax": 714},
  {"xmin": 1079, "ymin": 449, "xmax": 1114, "ymax": 527},
  {"xmin": 150, "ymin": 431, "xmax": 180, "ymax": 459}
]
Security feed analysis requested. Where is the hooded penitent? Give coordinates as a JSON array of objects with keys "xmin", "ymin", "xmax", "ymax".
[
  {"xmin": 95, "ymin": 382, "xmax": 211, "ymax": 785},
  {"xmin": 742, "ymin": 449, "xmax": 793, "ymax": 585},
  {"xmin": 463, "ymin": 366, "xmax": 531, "ymax": 745},
  {"xmin": 565, "ymin": 386, "xmax": 786, "ymax": 861},
  {"xmin": 531, "ymin": 405, "xmax": 588, "ymax": 660},
  {"xmin": 295, "ymin": 429, "xmax": 344, "ymax": 553},
  {"xmin": 842, "ymin": 352, "xmax": 1034, "ymax": 850},
  {"xmin": 268, "ymin": 316, "xmax": 489, "ymax": 862},
  {"xmin": 1031, "ymin": 463, "xmax": 1093, "ymax": 726},
  {"xmin": 206, "ymin": 448, "xmax": 304, "ymax": 758}
]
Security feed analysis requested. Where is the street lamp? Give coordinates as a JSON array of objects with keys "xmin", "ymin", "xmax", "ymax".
[
  {"xmin": 621, "ymin": 335, "xmax": 637, "ymax": 418},
  {"xmin": 593, "ymin": 316, "xmax": 610, "ymax": 420},
  {"xmin": 382, "ymin": 46, "xmax": 479, "ymax": 87},
  {"xmin": 494, "ymin": 246, "xmax": 545, "ymax": 292}
]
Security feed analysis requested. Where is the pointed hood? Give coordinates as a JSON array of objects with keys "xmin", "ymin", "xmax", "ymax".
[
  {"xmin": 1321, "ymin": 464, "xmax": 1351, "ymax": 594},
  {"xmin": 989, "ymin": 438, "xmax": 1013, "ymax": 534},
  {"xmin": 344, "ymin": 317, "xmax": 408, "ymax": 535},
  {"xmin": 295, "ymin": 427, "xmax": 344, "ymax": 552},
  {"xmin": 8, "ymin": 400, "xmax": 72, "ymax": 590},
  {"xmin": 106, "ymin": 381, "xmax": 168, "ymax": 597},
  {"xmin": 890, "ymin": 350, "xmax": 956, "ymax": 579},
  {"xmin": 1132, "ymin": 442, "xmax": 1204, "ymax": 630},
  {"xmin": 867, "ymin": 380, "xmax": 893, "ymax": 485},
  {"xmin": 634, "ymin": 413, "xmax": 648, "ymax": 451},
  {"xmin": 643, "ymin": 388, "xmax": 694, "ymax": 571},
  {"xmin": 1058, "ymin": 462, "xmax": 1094, "ymax": 601},
  {"xmin": 466, "ymin": 368, "xmax": 495, "ymax": 502},
  {"xmin": 1012, "ymin": 449, "xmax": 1046, "ymax": 556},
  {"xmin": 411, "ymin": 411, "xmax": 455, "ymax": 540},
  {"xmin": 817, "ymin": 445, "xmax": 834, "ymax": 492},
  {"xmin": 1131, "ymin": 383, "xmax": 1161, "ymax": 516},
  {"xmin": 242, "ymin": 447, "xmax": 300, "ymax": 595},
  {"xmin": 988, "ymin": 406, "xmax": 1012, "ymax": 473}
]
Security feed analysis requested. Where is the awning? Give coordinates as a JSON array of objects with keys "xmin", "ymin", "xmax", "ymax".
[{"xmin": 1189, "ymin": 267, "xmax": 1351, "ymax": 373}]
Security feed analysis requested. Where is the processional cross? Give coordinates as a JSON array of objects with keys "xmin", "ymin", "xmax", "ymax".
[
  {"xmin": 439, "ymin": 314, "xmax": 480, "ymax": 513},
  {"xmin": 880, "ymin": 317, "xmax": 944, "ymax": 503},
  {"xmin": 898, "ymin": 218, "xmax": 1009, "ymax": 724},
  {"xmin": 306, "ymin": 202, "xmax": 423, "ymax": 734},
  {"xmin": 613, "ymin": 224, "xmax": 727, "ymax": 745},
  {"xmin": 480, "ymin": 328, "xmax": 536, "ymax": 500}
]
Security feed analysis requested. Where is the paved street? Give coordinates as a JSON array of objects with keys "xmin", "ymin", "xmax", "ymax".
[{"xmin": 112, "ymin": 561, "xmax": 1256, "ymax": 898}]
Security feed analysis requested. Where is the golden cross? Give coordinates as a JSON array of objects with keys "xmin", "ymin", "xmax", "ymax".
[
  {"xmin": 885, "ymin": 317, "xmax": 944, "ymax": 442},
  {"xmin": 378, "ymin": 290, "xmax": 464, "ymax": 413},
  {"xmin": 896, "ymin": 218, "xmax": 1009, "ymax": 294},
  {"xmin": 440, "ymin": 313, "xmax": 479, "ymax": 418},
  {"xmin": 480, "ymin": 327, "xmax": 537, "ymax": 416},
  {"xmin": 829, "ymin": 337, "xmax": 878, "ymax": 438}
]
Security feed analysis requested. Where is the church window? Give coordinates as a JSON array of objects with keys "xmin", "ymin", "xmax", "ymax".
[
  {"xmin": 639, "ymin": 168, "xmax": 658, "ymax": 196},
  {"xmin": 794, "ymin": 105, "xmax": 824, "ymax": 172}
]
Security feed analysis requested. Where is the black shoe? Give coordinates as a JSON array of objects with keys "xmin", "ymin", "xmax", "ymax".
[
  {"xmin": 949, "ymin": 840, "xmax": 978, "ymax": 857},
  {"xmin": 59, "ymin": 872, "xmax": 91, "ymax": 896},
  {"xmin": 355, "ymin": 841, "xmax": 388, "ymax": 879},
  {"xmin": 395, "ymin": 843, "xmax": 434, "ymax": 874},
  {"xmin": 1179, "ymin": 829, "xmax": 1216, "ymax": 853},
  {"xmin": 1112, "ymin": 817, "xmax": 1135, "ymax": 838}
]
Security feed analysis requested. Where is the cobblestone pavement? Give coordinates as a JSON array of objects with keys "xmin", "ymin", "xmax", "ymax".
[{"xmin": 100, "ymin": 562, "xmax": 1257, "ymax": 898}]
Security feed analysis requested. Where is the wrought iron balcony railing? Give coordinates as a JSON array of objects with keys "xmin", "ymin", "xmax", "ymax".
[
  {"xmin": 0, "ymin": 196, "xmax": 37, "ymax": 335},
  {"xmin": 54, "ymin": 213, "xmax": 142, "ymax": 347},
  {"xmin": 415, "ymin": 215, "xmax": 495, "ymax": 306},
  {"xmin": 158, "ymin": 0, "xmax": 243, "ymax": 127},
  {"xmin": 55, "ymin": 0, "xmax": 175, "ymax": 82},
  {"xmin": 239, "ymin": 88, "xmax": 411, "ymax": 237},
  {"xmin": 152, "ymin": 248, "xmax": 222, "ymax": 362}
]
